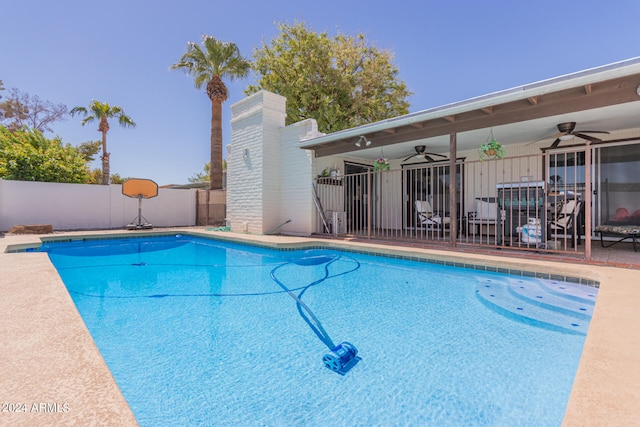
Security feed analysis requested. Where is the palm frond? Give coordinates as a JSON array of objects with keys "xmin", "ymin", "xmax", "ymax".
[
  {"xmin": 80, "ymin": 116, "xmax": 95, "ymax": 126},
  {"xmin": 72, "ymin": 100, "xmax": 135, "ymax": 128},
  {"xmin": 171, "ymin": 34, "xmax": 251, "ymax": 92},
  {"xmin": 118, "ymin": 114, "xmax": 136, "ymax": 128},
  {"xmin": 69, "ymin": 106, "xmax": 87, "ymax": 117}
]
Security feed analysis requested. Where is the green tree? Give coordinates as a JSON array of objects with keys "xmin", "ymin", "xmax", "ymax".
[
  {"xmin": 188, "ymin": 160, "xmax": 227, "ymax": 183},
  {"xmin": 86, "ymin": 168, "xmax": 128, "ymax": 184},
  {"xmin": 75, "ymin": 140, "xmax": 102, "ymax": 162},
  {"xmin": 171, "ymin": 35, "xmax": 250, "ymax": 190},
  {"xmin": 247, "ymin": 22, "xmax": 412, "ymax": 133},
  {"xmin": 0, "ymin": 126, "xmax": 89, "ymax": 183},
  {"xmin": 189, "ymin": 162, "xmax": 210, "ymax": 183},
  {"xmin": 70, "ymin": 100, "xmax": 136, "ymax": 185}
]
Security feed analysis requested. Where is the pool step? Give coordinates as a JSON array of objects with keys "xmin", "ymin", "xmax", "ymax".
[
  {"xmin": 507, "ymin": 278, "xmax": 596, "ymax": 320},
  {"xmin": 475, "ymin": 277, "xmax": 597, "ymax": 335}
]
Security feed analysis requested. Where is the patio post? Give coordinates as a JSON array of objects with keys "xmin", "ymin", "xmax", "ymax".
[
  {"xmin": 449, "ymin": 133, "xmax": 458, "ymax": 247},
  {"xmin": 367, "ymin": 169, "xmax": 372, "ymax": 239},
  {"xmin": 584, "ymin": 141, "xmax": 592, "ymax": 260}
]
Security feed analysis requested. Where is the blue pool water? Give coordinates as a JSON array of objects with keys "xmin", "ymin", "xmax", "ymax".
[{"xmin": 38, "ymin": 235, "xmax": 597, "ymax": 426}]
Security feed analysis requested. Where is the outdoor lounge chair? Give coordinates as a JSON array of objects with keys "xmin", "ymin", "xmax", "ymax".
[
  {"xmin": 415, "ymin": 200, "xmax": 450, "ymax": 234},
  {"xmin": 548, "ymin": 199, "xmax": 582, "ymax": 247},
  {"xmin": 595, "ymin": 224, "xmax": 640, "ymax": 252}
]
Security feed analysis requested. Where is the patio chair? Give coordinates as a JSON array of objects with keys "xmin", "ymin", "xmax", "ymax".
[
  {"xmin": 595, "ymin": 224, "xmax": 639, "ymax": 252},
  {"xmin": 548, "ymin": 199, "xmax": 582, "ymax": 247},
  {"xmin": 415, "ymin": 200, "xmax": 451, "ymax": 234},
  {"xmin": 467, "ymin": 197, "xmax": 501, "ymax": 236}
]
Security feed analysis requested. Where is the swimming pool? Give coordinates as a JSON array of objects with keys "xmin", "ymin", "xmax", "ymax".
[{"xmin": 38, "ymin": 234, "xmax": 597, "ymax": 426}]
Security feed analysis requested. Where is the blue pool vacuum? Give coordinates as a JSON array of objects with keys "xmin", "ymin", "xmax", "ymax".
[{"xmin": 322, "ymin": 342, "xmax": 360, "ymax": 375}]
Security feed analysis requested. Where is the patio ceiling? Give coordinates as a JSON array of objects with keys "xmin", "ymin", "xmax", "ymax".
[{"xmin": 299, "ymin": 58, "xmax": 640, "ymax": 162}]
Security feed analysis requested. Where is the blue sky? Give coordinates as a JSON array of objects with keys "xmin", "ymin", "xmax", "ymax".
[{"xmin": 2, "ymin": 0, "xmax": 639, "ymax": 185}]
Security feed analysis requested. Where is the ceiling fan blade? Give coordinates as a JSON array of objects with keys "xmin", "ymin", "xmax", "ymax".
[
  {"xmin": 549, "ymin": 138, "xmax": 562, "ymax": 149},
  {"xmin": 525, "ymin": 139, "xmax": 543, "ymax": 146},
  {"xmin": 401, "ymin": 150, "xmax": 448, "ymax": 162},
  {"xmin": 424, "ymin": 153, "xmax": 451, "ymax": 162},
  {"xmin": 575, "ymin": 130, "xmax": 610, "ymax": 134},
  {"xmin": 574, "ymin": 133, "xmax": 603, "ymax": 143},
  {"xmin": 525, "ymin": 131, "xmax": 566, "ymax": 146}
]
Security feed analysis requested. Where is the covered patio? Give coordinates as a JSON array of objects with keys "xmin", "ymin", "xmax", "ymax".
[{"xmin": 301, "ymin": 57, "xmax": 640, "ymax": 263}]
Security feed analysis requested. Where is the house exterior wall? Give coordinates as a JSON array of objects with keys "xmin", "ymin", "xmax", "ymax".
[
  {"xmin": 227, "ymin": 93, "xmax": 267, "ymax": 233},
  {"xmin": 277, "ymin": 120, "xmax": 318, "ymax": 235},
  {"xmin": 0, "ymin": 179, "xmax": 196, "ymax": 231},
  {"xmin": 261, "ymin": 94, "xmax": 287, "ymax": 232},
  {"xmin": 227, "ymin": 91, "xmax": 322, "ymax": 236}
]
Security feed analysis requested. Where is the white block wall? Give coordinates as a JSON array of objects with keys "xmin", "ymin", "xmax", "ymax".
[
  {"xmin": 227, "ymin": 91, "xmax": 282, "ymax": 234},
  {"xmin": 277, "ymin": 120, "xmax": 318, "ymax": 235},
  {"xmin": 0, "ymin": 179, "xmax": 196, "ymax": 231},
  {"xmin": 227, "ymin": 91, "xmax": 322, "ymax": 236}
]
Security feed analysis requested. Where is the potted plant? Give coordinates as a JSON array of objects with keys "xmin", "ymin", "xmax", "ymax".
[
  {"xmin": 374, "ymin": 157, "xmax": 390, "ymax": 171},
  {"xmin": 478, "ymin": 139, "xmax": 506, "ymax": 160}
]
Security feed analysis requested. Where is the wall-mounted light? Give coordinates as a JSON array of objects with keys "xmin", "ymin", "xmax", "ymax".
[
  {"xmin": 355, "ymin": 135, "xmax": 371, "ymax": 147},
  {"xmin": 243, "ymin": 148, "xmax": 249, "ymax": 159}
]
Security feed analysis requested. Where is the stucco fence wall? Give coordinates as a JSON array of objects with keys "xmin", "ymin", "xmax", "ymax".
[{"xmin": 0, "ymin": 179, "xmax": 196, "ymax": 232}]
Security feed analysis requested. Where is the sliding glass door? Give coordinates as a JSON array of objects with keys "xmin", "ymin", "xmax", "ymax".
[
  {"xmin": 594, "ymin": 142, "xmax": 640, "ymax": 226},
  {"xmin": 548, "ymin": 141, "xmax": 640, "ymax": 236},
  {"xmin": 403, "ymin": 162, "xmax": 463, "ymax": 229}
]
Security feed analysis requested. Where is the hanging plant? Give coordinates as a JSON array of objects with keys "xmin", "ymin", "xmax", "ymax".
[
  {"xmin": 374, "ymin": 147, "xmax": 390, "ymax": 171},
  {"xmin": 374, "ymin": 157, "xmax": 390, "ymax": 171},
  {"xmin": 478, "ymin": 138, "xmax": 506, "ymax": 160}
]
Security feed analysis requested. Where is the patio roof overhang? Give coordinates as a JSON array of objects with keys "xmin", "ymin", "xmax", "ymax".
[{"xmin": 299, "ymin": 57, "xmax": 640, "ymax": 160}]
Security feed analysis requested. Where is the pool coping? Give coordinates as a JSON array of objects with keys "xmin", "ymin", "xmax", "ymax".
[{"xmin": 1, "ymin": 228, "xmax": 639, "ymax": 426}]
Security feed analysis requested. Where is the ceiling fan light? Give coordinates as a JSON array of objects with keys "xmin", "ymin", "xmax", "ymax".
[{"xmin": 559, "ymin": 134, "xmax": 574, "ymax": 141}]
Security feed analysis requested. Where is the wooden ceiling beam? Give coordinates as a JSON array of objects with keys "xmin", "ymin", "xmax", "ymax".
[{"xmin": 481, "ymin": 106, "xmax": 493, "ymax": 114}]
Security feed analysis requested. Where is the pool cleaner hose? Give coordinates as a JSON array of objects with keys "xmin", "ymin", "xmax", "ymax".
[{"xmin": 270, "ymin": 251, "xmax": 361, "ymax": 374}]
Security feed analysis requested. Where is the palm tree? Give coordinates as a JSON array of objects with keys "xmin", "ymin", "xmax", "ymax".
[
  {"xmin": 171, "ymin": 35, "xmax": 250, "ymax": 190},
  {"xmin": 70, "ymin": 100, "xmax": 136, "ymax": 185}
]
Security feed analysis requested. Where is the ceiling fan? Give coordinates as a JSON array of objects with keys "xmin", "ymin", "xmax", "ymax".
[
  {"xmin": 536, "ymin": 122, "xmax": 610, "ymax": 149},
  {"xmin": 402, "ymin": 145, "xmax": 449, "ymax": 162}
]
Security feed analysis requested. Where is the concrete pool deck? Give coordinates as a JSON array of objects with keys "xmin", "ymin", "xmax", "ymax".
[{"xmin": 1, "ymin": 228, "xmax": 638, "ymax": 426}]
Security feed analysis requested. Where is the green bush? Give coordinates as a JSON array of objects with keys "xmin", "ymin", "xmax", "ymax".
[{"xmin": 0, "ymin": 126, "xmax": 90, "ymax": 183}]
